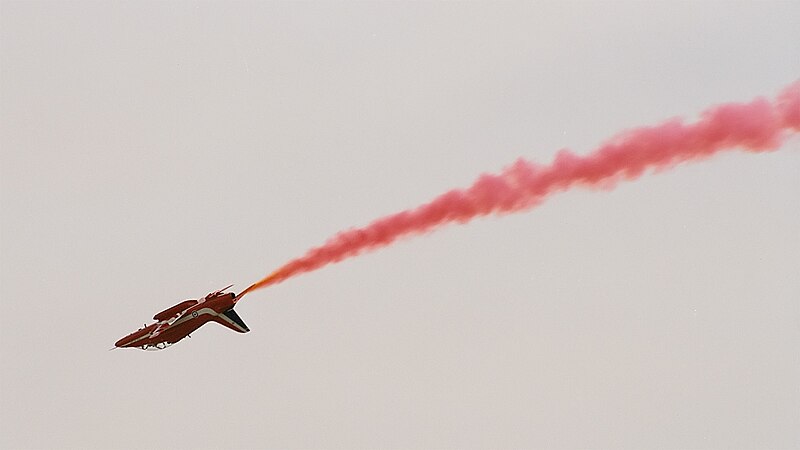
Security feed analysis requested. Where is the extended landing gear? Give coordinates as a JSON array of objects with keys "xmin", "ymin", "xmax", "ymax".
[{"xmin": 140, "ymin": 342, "xmax": 173, "ymax": 351}]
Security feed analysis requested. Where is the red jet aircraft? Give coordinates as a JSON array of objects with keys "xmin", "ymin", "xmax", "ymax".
[{"xmin": 114, "ymin": 285, "xmax": 249, "ymax": 350}]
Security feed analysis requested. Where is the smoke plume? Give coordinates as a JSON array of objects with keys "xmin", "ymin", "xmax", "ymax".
[{"xmin": 239, "ymin": 81, "xmax": 800, "ymax": 297}]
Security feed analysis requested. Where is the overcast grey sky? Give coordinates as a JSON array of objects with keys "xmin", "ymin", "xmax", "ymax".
[{"xmin": 1, "ymin": 2, "xmax": 799, "ymax": 449}]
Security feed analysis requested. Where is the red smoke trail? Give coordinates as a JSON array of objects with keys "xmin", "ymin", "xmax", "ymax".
[{"xmin": 239, "ymin": 81, "xmax": 800, "ymax": 297}]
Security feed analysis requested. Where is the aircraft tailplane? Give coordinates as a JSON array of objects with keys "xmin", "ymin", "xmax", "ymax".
[{"xmin": 216, "ymin": 308, "xmax": 250, "ymax": 333}]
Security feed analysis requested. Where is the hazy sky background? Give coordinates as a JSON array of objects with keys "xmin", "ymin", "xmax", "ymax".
[{"xmin": 1, "ymin": 2, "xmax": 799, "ymax": 449}]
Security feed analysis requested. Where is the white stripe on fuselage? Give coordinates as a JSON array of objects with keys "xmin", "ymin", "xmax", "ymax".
[
  {"xmin": 170, "ymin": 307, "xmax": 219, "ymax": 328},
  {"xmin": 143, "ymin": 308, "xmax": 218, "ymax": 342},
  {"xmin": 169, "ymin": 306, "xmax": 246, "ymax": 332},
  {"xmin": 122, "ymin": 333, "xmax": 150, "ymax": 346},
  {"xmin": 124, "ymin": 306, "xmax": 243, "ymax": 347}
]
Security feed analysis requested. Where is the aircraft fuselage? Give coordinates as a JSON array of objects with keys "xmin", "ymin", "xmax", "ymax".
[{"xmin": 115, "ymin": 291, "xmax": 249, "ymax": 350}]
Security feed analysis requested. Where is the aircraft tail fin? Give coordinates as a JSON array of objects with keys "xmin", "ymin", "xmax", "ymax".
[{"xmin": 216, "ymin": 308, "xmax": 250, "ymax": 333}]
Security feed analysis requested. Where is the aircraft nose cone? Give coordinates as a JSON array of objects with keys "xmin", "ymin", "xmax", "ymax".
[
  {"xmin": 115, "ymin": 335, "xmax": 134, "ymax": 347},
  {"xmin": 115, "ymin": 326, "xmax": 151, "ymax": 348}
]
